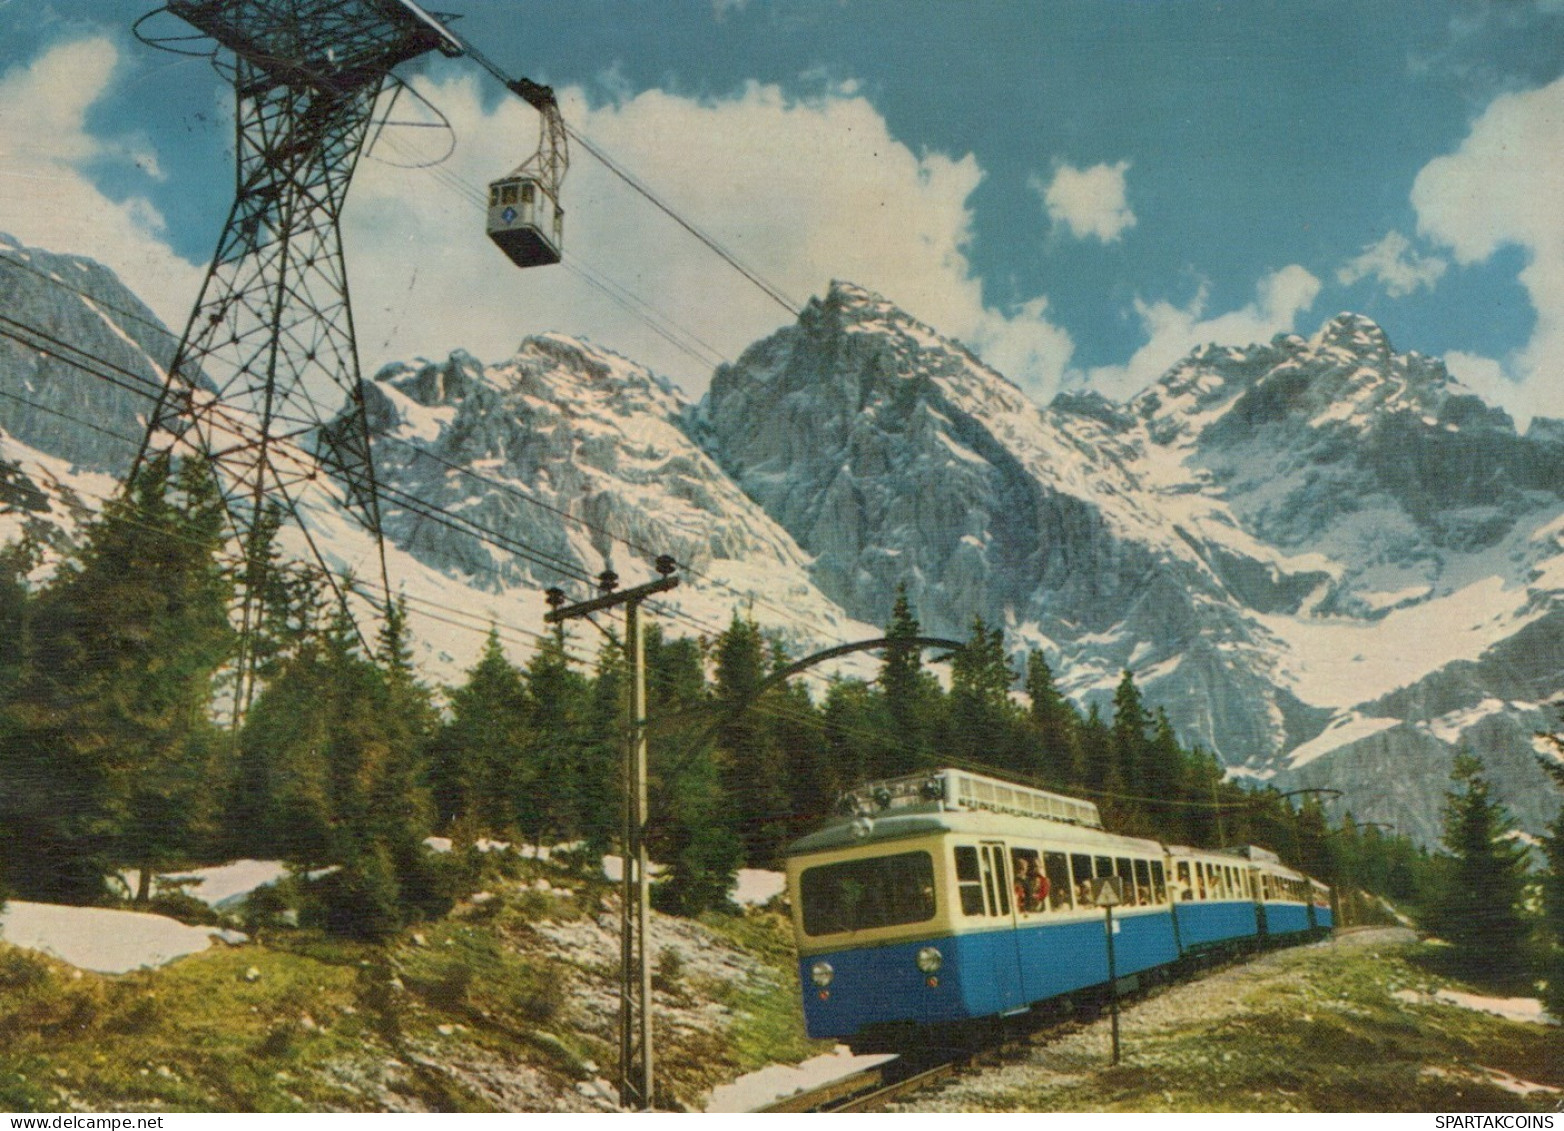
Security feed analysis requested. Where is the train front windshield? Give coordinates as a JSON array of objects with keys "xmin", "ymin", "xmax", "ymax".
[{"xmin": 800, "ymin": 850, "xmax": 936, "ymax": 936}]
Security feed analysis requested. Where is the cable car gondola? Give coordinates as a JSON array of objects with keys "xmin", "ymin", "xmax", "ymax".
[{"xmin": 488, "ymin": 77, "xmax": 567, "ymax": 268}]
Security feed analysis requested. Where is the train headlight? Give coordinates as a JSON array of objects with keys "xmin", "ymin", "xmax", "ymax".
[
  {"xmin": 810, "ymin": 961, "xmax": 834, "ymax": 987},
  {"xmin": 915, "ymin": 946, "xmax": 943, "ymax": 974}
]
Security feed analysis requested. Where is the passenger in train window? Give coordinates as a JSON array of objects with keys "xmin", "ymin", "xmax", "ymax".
[
  {"xmin": 1044, "ymin": 852, "xmax": 1072, "ymax": 911},
  {"xmin": 1011, "ymin": 850, "xmax": 1042, "ymax": 912}
]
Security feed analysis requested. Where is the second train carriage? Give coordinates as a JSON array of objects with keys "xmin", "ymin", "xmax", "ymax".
[{"xmin": 784, "ymin": 768, "xmax": 1333, "ymax": 1048}]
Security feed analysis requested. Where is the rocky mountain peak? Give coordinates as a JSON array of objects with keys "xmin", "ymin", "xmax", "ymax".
[{"xmin": 1313, "ymin": 311, "xmax": 1394, "ymax": 363}]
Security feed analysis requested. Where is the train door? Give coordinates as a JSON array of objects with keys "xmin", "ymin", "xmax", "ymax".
[{"xmin": 977, "ymin": 841, "xmax": 1026, "ymax": 1013}]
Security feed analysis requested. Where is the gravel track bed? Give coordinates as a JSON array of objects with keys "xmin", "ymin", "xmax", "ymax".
[{"xmin": 895, "ymin": 927, "xmax": 1417, "ymax": 1111}]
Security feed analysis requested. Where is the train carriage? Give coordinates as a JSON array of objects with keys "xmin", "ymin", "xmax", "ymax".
[
  {"xmin": 784, "ymin": 768, "xmax": 1333, "ymax": 1049},
  {"xmin": 1163, "ymin": 844, "xmax": 1264, "ymax": 952}
]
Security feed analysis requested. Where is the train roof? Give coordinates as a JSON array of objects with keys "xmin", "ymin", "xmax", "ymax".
[
  {"xmin": 835, "ymin": 768, "xmax": 1102, "ymax": 828},
  {"xmin": 786, "ymin": 769, "xmax": 1161, "ymax": 857}
]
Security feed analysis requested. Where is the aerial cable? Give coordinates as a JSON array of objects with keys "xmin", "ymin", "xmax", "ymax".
[{"xmin": 452, "ymin": 38, "xmax": 801, "ymax": 318}]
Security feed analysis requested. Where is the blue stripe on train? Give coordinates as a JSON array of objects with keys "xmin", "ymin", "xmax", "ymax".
[
  {"xmin": 800, "ymin": 910, "xmax": 1180, "ymax": 1040},
  {"xmin": 1267, "ymin": 903, "xmax": 1312, "ymax": 935},
  {"xmin": 1171, "ymin": 899, "xmax": 1259, "ymax": 949}
]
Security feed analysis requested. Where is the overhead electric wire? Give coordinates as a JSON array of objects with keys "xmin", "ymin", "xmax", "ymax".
[{"xmin": 0, "ymin": 382, "xmax": 595, "ymax": 669}]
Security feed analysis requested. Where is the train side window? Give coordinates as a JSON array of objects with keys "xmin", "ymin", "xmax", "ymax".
[
  {"xmin": 1093, "ymin": 856, "xmax": 1113, "ymax": 885},
  {"xmin": 982, "ymin": 844, "xmax": 1011, "ymax": 916},
  {"xmin": 1150, "ymin": 859, "xmax": 1167, "ymax": 904},
  {"xmin": 1114, "ymin": 858, "xmax": 1136, "ymax": 905},
  {"xmin": 1195, "ymin": 864, "xmax": 1208, "ymax": 900},
  {"xmin": 955, "ymin": 846, "xmax": 986, "ymax": 916},
  {"xmin": 1176, "ymin": 861, "xmax": 1191, "ymax": 900},
  {"xmin": 1011, "ymin": 848, "xmax": 1043, "ymax": 914},
  {"xmin": 1133, "ymin": 859, "xmax": 1152, "ymax": 906},
  {"xmin": 1044, "ymin": 852, "xmax": 1072, "ymax": 911},
  {"xmin": 1071, "ymin": 853, "xmax": 1093, "ymax": 905}
]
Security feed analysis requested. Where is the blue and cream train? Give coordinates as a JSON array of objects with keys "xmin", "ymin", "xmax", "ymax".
[{"xmin": 784, "ymin": 768, "xmax": 1333, "ymax": 1049}]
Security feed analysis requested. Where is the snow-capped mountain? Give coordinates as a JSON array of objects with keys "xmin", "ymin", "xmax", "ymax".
[
  {"xmin": 0, "ymin": 233, "xmax": 174, "ymax": 476},
  {"xmin": 359, "ymin": 336, "xmax": 875, "ymax": 658},
  {"xmin": 2, "ymin": 232, "xmax": 1560, "ymax": 843},
  {"xmin": 697, "ymin": 283, "xmax": 1564, "ymax": 842}
]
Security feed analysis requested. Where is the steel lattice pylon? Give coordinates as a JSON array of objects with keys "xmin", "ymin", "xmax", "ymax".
[{"xmin": 133, "ymin": 0, "xmax": 461, "ymax": 717}]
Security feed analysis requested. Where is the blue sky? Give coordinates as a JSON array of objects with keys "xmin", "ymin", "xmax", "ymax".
[{"xmin": 2, "ymin": 0, "xmax": 1563, "ymax": 421}]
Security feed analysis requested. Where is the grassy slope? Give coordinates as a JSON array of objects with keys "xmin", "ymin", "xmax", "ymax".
[
  {"xmin": 933, "ymin": 934, "xmax": 1562, "ymax": 1113},
  {"xmin": 0, "ymin": 866, "xmax": 825, "ymax": 1113}
]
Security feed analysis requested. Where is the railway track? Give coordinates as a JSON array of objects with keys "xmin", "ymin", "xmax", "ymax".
[{"xmin": 753, "ymin": 1056, "xmax": 962, "ymax": 1113}]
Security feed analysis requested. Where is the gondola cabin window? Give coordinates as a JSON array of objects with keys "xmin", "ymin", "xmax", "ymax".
[{"xmin": 800, "ymin": 851, "xmax": 936, "ymax": 936}]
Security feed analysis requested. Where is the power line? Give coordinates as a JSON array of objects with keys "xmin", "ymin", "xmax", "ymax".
[{"xmin": 0, "ymin": 257, "xmax": 850, "ymax": 651}]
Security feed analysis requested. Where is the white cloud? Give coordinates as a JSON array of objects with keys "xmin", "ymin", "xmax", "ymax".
[
  {"xmin": 1033, "ymin": 160, "xmax": 1136, "ymax": 244},
  {"xmin": 1411, "ymin": 74, "xmax": 1564, "ymax": 418},
  {"xmin": 1335, "ymin": 230, "xmax": 1448, "ymax": 297},
  {"xmin": 346, "ymin": 75, "xmax": 1075, "ymax": 400},
  {"xmin": 0, "ymin": 37, "xmax": 200, "ymax": 324},
  {"xmin": 1083, "ymin": 265, "xmax": 1322, "ymax": 400}
]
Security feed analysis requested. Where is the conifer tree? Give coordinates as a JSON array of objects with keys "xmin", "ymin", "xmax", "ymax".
[
  {"xmin": 1079, "ymin": 701, "xmax": 1120, "ymax": 819},
  {"xmin": 430, "ymin": 627, "xmax": 530, "ymax": 834},
  {"xmin": 1537, "ymin": 757, "xmax": 1564, "ymax": 1015},
  {"xmin": 880, "ymin": 584, "xmax": 936, "ymax": 772},
  {"xmin": 0, "ymin": 455, "xmax": 234, "ymax": 902},
  {"xmin": 1024, "ymin": 650, "xmax": 1080, "ymax": 788},
  {"xmin": 1110, "ymin": 671, "xmax": 1153, "ymax": 829},
  {"xmin": 821, "ymin": 677, "xmax": 879, "ymax": 793},
  {"xmin": 946, "ymin": 617, "xmax": 1018, "ymax": 773},
  {"xmin": 713, "ymin": 612, "xmax": 789, "ymax": 865},
  {"xmin": 1430, "ymin": 754, "xmax": 1532, "ymax": 984}
]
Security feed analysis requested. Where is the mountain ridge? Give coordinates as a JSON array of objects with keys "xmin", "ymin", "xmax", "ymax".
[{"xmin": 1, "ymin": 237, "xmax": 1560, "ymax": 843}]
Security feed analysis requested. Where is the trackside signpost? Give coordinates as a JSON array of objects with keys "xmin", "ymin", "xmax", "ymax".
[{"xmin": 1091, "ymin": 875, "xmax": 1125, "ymax": 1066}]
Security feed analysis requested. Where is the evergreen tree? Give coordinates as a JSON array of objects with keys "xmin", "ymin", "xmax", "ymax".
[
  {"xmin": 713, "ymin": 613, "xmax": 789, "ymax": 865},
  {"xmin": 821, "ymin": 677, "xmax": 879, "ymax": 794},
  {"xmin": 0, "ymin": 455, "xmax": 234, "ymax": 902},
  {"xmin": 1537, "ymin": 757, "xmax": 1564, "ymax": 1015},
  {"xmin": 1024, "ymin": 650, "xmax": 1080, "ymax": 788},
  {"xmin": 879, "ymin": 584, "xmax": 936, "ymax": 773},
  {"xmin": 1430, "ymin": 754, "xmax": 1532, "ymax": 985},
  {"xmin": 576, "ymin": 637, "xmax": 625, "ymax": 862},
  {"xmin": 946, "ymin": 617, "xmax": 1018, "ymax": 773},
  {"xmin": 1110, "ymin": 671, "xmax": 1152, "ymax": 831},
  {"xmin": 1078, "ymin": 702, "xmax": 1120, "ymax": 820},
  {"xmin": 430, "ymin": 627, "xmax": 530, "ymax": 834}
]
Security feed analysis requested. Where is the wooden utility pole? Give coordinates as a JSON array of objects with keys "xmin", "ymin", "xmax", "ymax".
[{"xmin": 545, "ymin": 559, "xmax": 678, "ymax": 1111}]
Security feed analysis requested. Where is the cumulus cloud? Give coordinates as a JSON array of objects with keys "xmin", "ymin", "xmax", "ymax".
[
  {"xmin": 1032, "ymin": 160, "xmax": 1136, "ymax": 244},
  {"xmin": 0, "ymin": 37, "xmax": 200, "ymax": 325},
  {"xmin": 346, "ymin": 75, "xmax": 1075, "ymax": 400},
  {"xmin": 1335, "ymin": 230, "xmax": 1448, "ymax": 297},
  {"xmin": 1411, "ymin": 74, "xmax": 1564, "ymax": 420},
  {"xmin": 1083, "ymin": 265, "xmax": 1321, "ymax": 400}
]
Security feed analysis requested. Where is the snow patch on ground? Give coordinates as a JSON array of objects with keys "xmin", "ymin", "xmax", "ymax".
[
  {"xmin": 1434, "ymin": 988, "xmax": 1556, "ymax": 1026},
  {"xmin": 159, "ymin": 860, "xmax": 290, "ymax": 908},
  {"xmin": 0, "ymin": 901, "xmax": 245, "ymax": 974},
  {"xmin": 705, "ymin": 1046, "xmax": 895, "ymax": 1112},
  {"xmin": 733, "ymin": 869, "xmax": 785, "ymax": 907},
  {"xmin": 1394, "ymin": 987, "xmax": 1557, "ymax": 1026}
]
